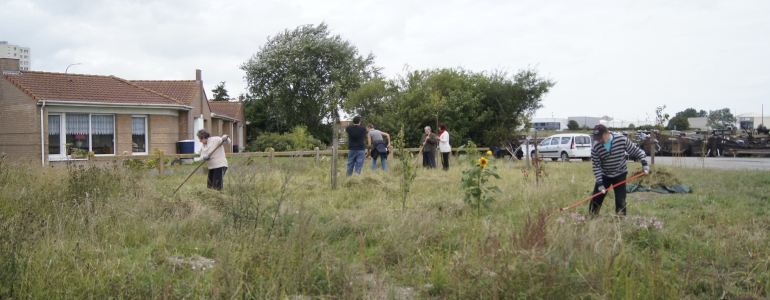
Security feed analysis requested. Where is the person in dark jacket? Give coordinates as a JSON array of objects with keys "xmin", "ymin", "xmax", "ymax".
[
  {"xmin": 345, "ymin": 116, "xmax": 367, "ymax": 176},
  {"xmin": 420, "ymin": 126, "xmax": 439, "ymax": 168},
  {"xmin": 589, "ymin": 124, "xmax": 650, "ymax": 216}
]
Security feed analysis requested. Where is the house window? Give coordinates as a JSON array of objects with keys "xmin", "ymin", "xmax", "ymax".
[
  {"xmin": 132, "ymin": 117, "xmax": 147, "ymax": 153},
  {"xmin": 91, "ymin": 115, "xmax": 114, "ymax": 154},
  {"xmin": 66, "ymin": 114, "xmax": 90, "ymax": 154},
  {"xmin": 48, "ymin": 115, "xmax": 62, "ymax": 155},
  {"xmin": 62, "ymin": 114, "xmax": 115, "ymax": 156}
]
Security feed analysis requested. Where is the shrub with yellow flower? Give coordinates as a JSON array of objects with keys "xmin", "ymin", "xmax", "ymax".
[
  {"xmin": 461, "ymin": 155, "xmax": 501, "ymax": 216},
  {"xmin": 478, "ymin": 157, "xmax": 489, "ymax": 167}
]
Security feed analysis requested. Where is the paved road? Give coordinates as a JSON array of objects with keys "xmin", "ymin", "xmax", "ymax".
[
  {"xmin": 560, "ymin": 156, "xmax": 770, "ymax": 170},
  {"xmin": 647, "ymin": 156, "xmax": 770, "ymax": 170}
]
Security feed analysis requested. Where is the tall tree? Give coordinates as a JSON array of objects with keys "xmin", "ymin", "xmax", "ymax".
[
  {"xmin": 567, "ymin": 120, "xmax": 580, "ymax": 130},
  {"xmin": 345, "ymin": 67, "xmax": 554, "ymax": 146},
  {"xmin": 240, "ymin": 23, "xmax": 380, "ymax": 142},
  {"xmin": 667, "ymin": 116, "xmax": 689, "ymax": 130},
  {"xmin": 707, "ymin": 108, "xmax": 736, "ymax": 129},
  {"xmin": 667, "ymin": 107, "xmax": 709, "ymax": 130},
  {"xmin": 210, "ymin": 82, "xmax": 231, "ymax": 101}
]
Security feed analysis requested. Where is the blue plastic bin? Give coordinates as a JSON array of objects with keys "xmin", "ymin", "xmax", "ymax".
[{"xmin": 177, "ymin": 140, "xmax": 195, "ymax": 154}]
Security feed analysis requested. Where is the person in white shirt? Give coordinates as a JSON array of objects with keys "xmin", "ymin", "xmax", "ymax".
[
  {"xmin": 438, "ymin": 123, "xmax": 451, "ymax": 170},
  {"xmin": 197, "ymin": 130, "xmax": 230, "ymax": 191}
]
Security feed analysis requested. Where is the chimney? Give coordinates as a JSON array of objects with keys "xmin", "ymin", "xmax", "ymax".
[
  {"xmin": 195, "ymin": 69, "xmax": 201, "ymax": 83},
  {"xmin": 1, "ymin": 58, "xmax": 21, "ymax": 73},
  {"xmin": 238, "ymin": 95, "xmax": 243, "ymax": 102}
]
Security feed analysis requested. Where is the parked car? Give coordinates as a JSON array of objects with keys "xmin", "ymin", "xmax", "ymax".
[{"xmin": 531, "ymin": 133, "xmax": 592, "ymax": 161}]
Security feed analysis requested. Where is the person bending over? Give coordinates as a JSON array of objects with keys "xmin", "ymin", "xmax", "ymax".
[
  {"xmin": 198, "ymin": 130, "xmax": 230, "ymax": 191},
  {"xmin": 589, "ymin": 124, "xmax": 650, "ymax": 216}
]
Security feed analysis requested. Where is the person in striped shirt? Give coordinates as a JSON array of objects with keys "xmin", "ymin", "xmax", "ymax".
[{"xmin": 589, "ymin": 125, "xmax": 650, "ymax": 216}]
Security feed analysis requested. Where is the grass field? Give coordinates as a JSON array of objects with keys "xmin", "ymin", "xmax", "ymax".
[{"xmin": 1, "ymin": 154, "xmax": 768, "ymax": 299}]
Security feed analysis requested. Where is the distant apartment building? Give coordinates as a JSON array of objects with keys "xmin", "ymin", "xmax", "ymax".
[
  {"xmin": 530, "ymin": 118, "xmax": 569, "ymax": 130},
  {"xmin": 0, "ymin": 41, "xmax": 31, "ymax": 71}
]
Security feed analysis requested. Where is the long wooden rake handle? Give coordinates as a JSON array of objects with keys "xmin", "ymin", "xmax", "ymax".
[
  {"xmin": 554, "ymin": 172, "xmax": 647, "ymax": 213},
  {"xmin": 172, "ymin": 139, "xmax": 226, "ymax": 195},
  {"xmin": 412, "ymin": 145, "xmax": 425, "ymax": 165}
]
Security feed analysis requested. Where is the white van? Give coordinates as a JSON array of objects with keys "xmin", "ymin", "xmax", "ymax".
[{"xmin": 531, "ymin": 133, "xmax": 592, "ymax": 161}]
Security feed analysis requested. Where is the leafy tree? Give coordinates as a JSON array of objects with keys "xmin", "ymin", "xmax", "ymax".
[
  {"xmin": 346, "ymin": 67, "xmax": 554, "ymax": 147},
  {"xmin": 244, "ymin": 125, "xmax": 325, "ymax": 152},
  {"xmin": 654, "ymin": 105, "xmax": 670, "ymax": 131},
  {"xmin": 706, "ymin": 108, "xmax": 736, "ymax": 129},
  {"xmin": 666, "ymin": 107, "xmax": 710, "ymax": 130},
  {"xmin": 393, "ymin": 126, "xmax": 417, "ymax": 211},
  {"xmin": 210, "ymin": 82, "xmax": 231, "ymax": 101},
  {"xmin": 628, "ymin": 123, "xmax": 635, "ymax": 129},
  {"xmin": 667, "ymin": 116, "xmax": 689, "ymax": 130},
  {"xmin": 675, "ymin": 108, "xmax": 698, "ymax": 118},
  {"xmin": 567, "ymin": 120, "xmax": 580, "ymax": 130},
  {"xmin": 240, "ymin": 23, "xmax": 380, "ymax": 142}
]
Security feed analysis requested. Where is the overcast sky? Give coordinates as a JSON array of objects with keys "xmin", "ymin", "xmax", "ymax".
[{"xmin": 2, "ymin": 0, "xmax": 768, "ymax": 122}]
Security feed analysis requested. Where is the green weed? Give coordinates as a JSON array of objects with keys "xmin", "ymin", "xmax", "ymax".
[{"xmin": 0, "ymin": 157, "xmax": 767, "ymax": 299}]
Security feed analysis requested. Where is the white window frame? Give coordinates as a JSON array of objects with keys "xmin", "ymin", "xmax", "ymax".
[
  {"xmin": 48, "ymin": 113, "xmax": 67, "ymax": 161},
  {"xmin": 90, "ymin": 114, "xmax": 116, "ymax": 156},
  {"xmin": 132, "ymin": 115, "xmax": 149, "ymax": 155},
  {"xmin": 47, "ymin": 113, "xmax": 116, "ymax": 161}
]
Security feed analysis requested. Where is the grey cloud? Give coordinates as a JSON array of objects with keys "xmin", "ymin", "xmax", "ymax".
[{"xmin": 1, "ymin": 0, "xmax": 768, "ymax": 119}]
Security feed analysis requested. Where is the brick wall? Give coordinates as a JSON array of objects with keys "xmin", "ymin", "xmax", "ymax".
[
  {"xmin": 178, "ymin": 110, "xmax": 190, "ymax": 141},
  {"xmin": 115, "ymin": 114, "xmax": 132, "ymax": 154},
  {"xmin": 1, "ymin": 58, "xmax": 20, "ymax": 71},
  {"xmin": 223, "ymin": 121, "xmax": 234, "ymax": 153},
  {"xmin": 191, "ymin": 88, "xmax": 212, "ymax": 129},
  {"xmin": 148, "ymin": 114, "xmax": 180, "ymax": 154},
  {"xmin": 212, "ymin": 119, "xmax": 222, "ymax": 137},
  {"xmin": 0, "ymin": 77, "xmax": 41, "ymax": 161}
]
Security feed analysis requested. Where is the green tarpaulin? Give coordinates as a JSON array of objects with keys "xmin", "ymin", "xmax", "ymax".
[{"xmin": 626, "ymin": 183, "xmax": 692, "ymax": 194}]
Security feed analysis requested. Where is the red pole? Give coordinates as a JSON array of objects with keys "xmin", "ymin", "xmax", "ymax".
[{"xmin": 554, "ymin": 172, "xmax": 647, "ymax": 213}]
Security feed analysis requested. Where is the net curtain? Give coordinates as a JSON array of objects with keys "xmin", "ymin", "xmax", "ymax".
[
  {"xmin": 64, "ymin": 114, "xmax": 114, "ymax": 135},
  {"xmin": 132, "ymin": 117, "xmax": 146, "ymax": 135},
  {"xmin": 91, "ymin": 115, "xmax": 114, "ymax": 135},
  {"xmin": 66, "ymin": 114, "xmax": 89, "ymax": 135},
  {"xmin": 48, "ymin": 115, "xmax": 60, "ymax": 135}
]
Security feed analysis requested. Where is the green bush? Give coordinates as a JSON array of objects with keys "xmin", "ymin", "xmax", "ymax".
[{"xmin": 245, "ymin": 125, "xmax": 326, "ymax": 152}]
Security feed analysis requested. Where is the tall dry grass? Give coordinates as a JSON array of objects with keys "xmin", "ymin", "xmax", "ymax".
[{"xmin": 0, "ymin": 154, "xmax": 768, "ymax": 299}]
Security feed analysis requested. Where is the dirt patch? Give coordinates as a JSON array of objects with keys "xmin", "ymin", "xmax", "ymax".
[
  {"xmin": 167, "ymin": 254, "xmax": 215, "ymax": 271},
  {"xmin": 634, "ymin": 165, "xmax": 681, "ymax": 187}
]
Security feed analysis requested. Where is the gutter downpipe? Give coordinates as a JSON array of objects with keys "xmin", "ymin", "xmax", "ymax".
[{"xmin": 40, "ymin": 101, "xmax": 46, "ymax": 166}]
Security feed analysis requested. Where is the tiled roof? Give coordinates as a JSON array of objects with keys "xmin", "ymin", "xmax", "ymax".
[
  {"xmin": 209, "ymin": 101, "xmax": 243, "ymax": 121},
  {"xmin": 3, "ymin": 71, "xmax": 184, "ymax": 105},
  {"xmin": 130, "ymin": 80, "xmax": 200, "ymax": 106}
]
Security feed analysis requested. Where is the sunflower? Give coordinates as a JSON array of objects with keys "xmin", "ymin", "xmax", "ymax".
[
  {"xmin": 478, "ymin": 157, "xmax": 489, "ymax": 167},
  {"xmin": 486, "ymin": 150, "xmax": 493, "ymax": 156}
]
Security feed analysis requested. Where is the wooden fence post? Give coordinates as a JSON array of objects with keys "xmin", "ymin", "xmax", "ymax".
[
  {"xmin": 525, "ymin": 136, "xmax": 531, "ymax": 170},
  {"xmin": 158, "ymin": 150, "xmax": 165, "ymax": 176},
  {"xmin": 650, "ymin": 135, "xmax": 655, "ymax": 165},
  {"xmin": 331, "ymin": 124, "xmax": 339, "ymax": 190},
  {"xmin": 315, "ymin": 147, "xmax": 320, "ymax": 164},
  {"xmin": 269, "ymin": 148, "xmax": 275, "ymax": 164},
  {"xmin": 87, "ymin": 151, "xmax": 95, "ymax": 167}
]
